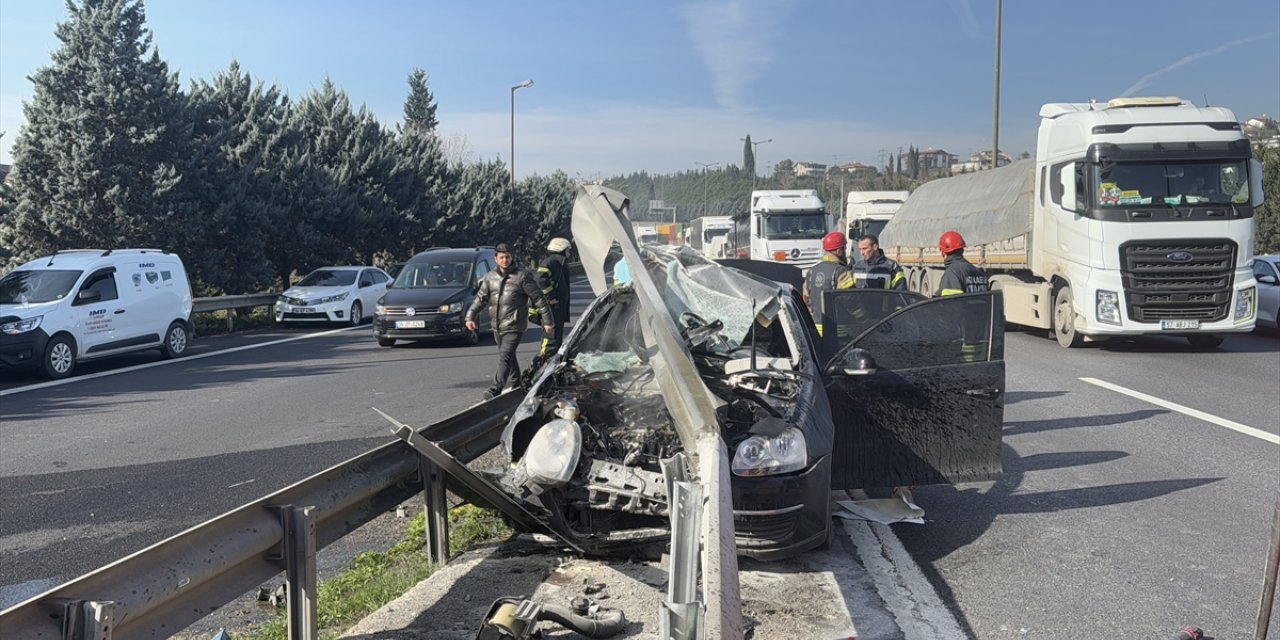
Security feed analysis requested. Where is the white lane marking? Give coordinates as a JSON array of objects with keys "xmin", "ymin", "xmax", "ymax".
[
  {"xmin": 1081, "ymin": 376, "xmax": 1278, "ymax": 445},
  {"xmin": 1, "ymin": 326, "xmax": 363, "ymax": 397},
  {"xmin": 841, "ymin": 517, "xmax": 967, "ymax": 638}
]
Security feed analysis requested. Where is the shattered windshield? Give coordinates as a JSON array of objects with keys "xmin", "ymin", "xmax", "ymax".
[{"xmin": 1094, "ymin": 160, "xmax": 1249, "ymax": 207}]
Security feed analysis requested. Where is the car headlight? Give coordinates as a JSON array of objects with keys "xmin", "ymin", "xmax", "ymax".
[
  {"xmin": 318, "ymin": 292, "xmax": 349, "ymax": 304},
  {"xmin": 1234, "ymin": 286, "xmax": 1255, "ymax": 323},
  {"xmin": 1096, "ymin": 290, "xmax": 1120, "ymax": 325},
  {"xmin": 519, "ymin": 418, "xmax": 582, "ymax": 487},
  {"xmin": 439, "ymin": 302, "xmax": 463, "ymax": 313},
  {"xmin": 1, "ymin": 315, "xmax": 42, "ymax": 335},
  {"xmin": 376, "ymin": 303, "xmax": 388, "ymax": 315},
  {"xmin": 732, "ymin": 427, "xmax": 807, "ymax": 477}
]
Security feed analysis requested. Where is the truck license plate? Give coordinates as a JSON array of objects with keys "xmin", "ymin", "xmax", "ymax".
[
  {"xmin": 1160, "ymin": 319, "xmax": 1200, "ymax": 330},
  {"xmin": 397, "ymin": 320, "xmax": 426, "ymax": 329}
]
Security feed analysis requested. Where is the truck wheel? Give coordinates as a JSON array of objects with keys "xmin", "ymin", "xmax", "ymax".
[
  {"xmin": 161, "ymin": 321, "xmax": 189, "ymax": 358},
  {"xmin": 1053, "ymin": 285, "xmax": 1083, "ymax": 348},
  {"xmin": 41, "ymin": 335, "xmax": 76, "ymax": 379},
  {"xmin": 1186, "ymin": 335, "xmax": 1223, "ymax": 349}
]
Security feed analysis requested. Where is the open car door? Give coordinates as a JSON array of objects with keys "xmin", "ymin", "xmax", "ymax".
[{"xmin": 820, "ymin": 290, "xmax": 1005, "ymax": 489}]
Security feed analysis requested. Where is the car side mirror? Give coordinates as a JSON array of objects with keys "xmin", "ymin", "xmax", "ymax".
[
  {"xmin": 77, "ymin": 290, "xmax": 102, "ymax": 303},
  {"xmin": 1260, "ymin": 275, "xmax": 1278, "ymax": 285},
  {"xmin": 838, "ymin": 348, "xmax": 877, "ymax": 376}
]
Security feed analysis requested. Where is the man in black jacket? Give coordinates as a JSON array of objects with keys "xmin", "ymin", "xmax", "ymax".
[
  {"xmin": 465, "ymin": 243, "xmax": 554, "ymax": 399},
  {"xmin": 852, "ymin": 234, "xmax": 907, "ymax": 290}
]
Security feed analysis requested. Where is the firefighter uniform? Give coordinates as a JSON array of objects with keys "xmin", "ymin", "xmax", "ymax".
[
  {"xmin": 804, "ymin": 253, "xmax": 855, "ymax": 336},
  {"xmin": 935, "ymin": 253, "xmax": 989, "ymax": 296},
  {"xmin": 853, "ymin": 250, "xmax": 907, "ymax": 290}
]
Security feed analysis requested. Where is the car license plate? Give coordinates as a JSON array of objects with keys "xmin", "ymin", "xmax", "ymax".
[
  {"xmin": 1160, "ymin": 319, "xmax": 1200, "ymax": 330},
  {"xmin": 293, "ymin": 307, "xmax": 315, "ymax": 314},
  {"xmin": 397, "ymin": 320, "xmax": 426, "ymax": 329}
]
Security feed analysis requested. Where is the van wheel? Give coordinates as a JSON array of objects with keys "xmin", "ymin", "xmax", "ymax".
[
  {"xmin": 377, "ymin": 337, "xmax": 396, "ymax": 347},
  {"xmin": 1053, "ymin": 285, "xmax": 1083, "ymax": 348},
  {"xmin": 162, "ymin": 321, "xmax": 189, "ymax": 358},
  {"xmin": 41, "ymin": 335, "xmax": 76, "ymax": 379},
  {"xmin": 348, "ymin": 301, "xmax": 363, "ymax": 327}
]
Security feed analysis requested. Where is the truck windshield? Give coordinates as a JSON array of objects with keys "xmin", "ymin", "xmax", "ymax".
[
  {"xmin": 851, "ymin": 219, "xmax": 888, "ymax": 240},
  {"xmin": 1094, "ymin": 160, "xmax": 1249, "ymax": 207},
  {"xmin": 704, "ymin": 227, "xmax": 730, "ymax": 243},
  {"xmin": 0, "ymin": 269, "xmax": 83, "ymax": 304},
  {"xmin": 763, "ymin": 213, "xmax": 827, "ymax": 239}
]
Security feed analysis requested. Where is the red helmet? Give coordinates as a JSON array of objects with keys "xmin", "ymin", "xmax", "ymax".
[
  {"xmin": 939, "ymin": 230, "xmax": 966, "ymax": 255},
  {"xmin": 822, "ymin": 231, "xmax": 847, "ymax": 252}
]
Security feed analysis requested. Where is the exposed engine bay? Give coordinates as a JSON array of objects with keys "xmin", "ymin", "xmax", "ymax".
[{"xmin": 488, "ymin": 261, "xmax": 813, "ymax": 546}]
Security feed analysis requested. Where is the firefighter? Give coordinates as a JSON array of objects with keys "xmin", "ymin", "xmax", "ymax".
[
  {"xmin": 853, "ymin": 233, "xmax": 907, "ymax": 290},
  {"xmin": 935, "ymin": 230, "xmax": 990, "ymax": 362},
  {"xmin": 935, "ymin": 230, "xmax": 989, "ymax": 296},
  {"xmin": 803, "ymin": 231, "xmax": 855, "ymax": 336},
  {"xmin": 531, "ymin": 237, "xmax": 572, "ymax": 358}
]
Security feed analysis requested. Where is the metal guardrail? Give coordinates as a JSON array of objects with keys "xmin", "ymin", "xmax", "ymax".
[
  {"xmin": 0, "ymin": 393, "xmax": 521, "ymax": 640},
  {"xmin": 192, "ymin": 293, "xmax": 281, "ymax": 332}
]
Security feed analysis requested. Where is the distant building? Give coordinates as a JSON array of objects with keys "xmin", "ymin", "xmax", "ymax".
[
  {"xmin": 793, "ymin": 161, "xmax": 827, "ymax": 178},
  {"xmin": 950, "ymin": 149, "xmax": 1012, "ymax": 174},
  {"xmin": 917, "ymin": 148, "xmax": 958, "ymax": 178},
  {"xmin": 837, "ymin": 161, "xmax": 876, "ymax": 178}
]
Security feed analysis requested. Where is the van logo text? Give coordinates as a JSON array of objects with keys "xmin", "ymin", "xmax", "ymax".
[
  {"xmin": 138, "ymin": 262, "xmax": 155, "ymax": 268},
  {"xmin": 89, "ymin": 309, "xmax": 106, "ymax": 316}
]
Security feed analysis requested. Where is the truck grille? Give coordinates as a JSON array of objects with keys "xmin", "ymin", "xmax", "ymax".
[{"xmin": 1120, "ymin": 240, "xmax": 1236, "ymax": 322}]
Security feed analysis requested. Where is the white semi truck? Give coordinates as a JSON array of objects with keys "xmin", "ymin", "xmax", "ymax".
[
  {"xmin": 880, "ymin": 97, "xmax": 1263, "ymax": 348},
  {"xmin": 727, "ymin": 189, "xmax": 830, "ymax": 272},
  {"xmin": 844, "ymin": 190, "xmax": 910, "ymax": 245},
  {"xmin": 687, "ymin": 216, "xmax": 734, "ymax": 258}
]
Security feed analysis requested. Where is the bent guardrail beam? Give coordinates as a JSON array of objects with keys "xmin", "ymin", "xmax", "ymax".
[{"xmin": 0, "ymin": 393, "xmax": 520, "ymax": 640}]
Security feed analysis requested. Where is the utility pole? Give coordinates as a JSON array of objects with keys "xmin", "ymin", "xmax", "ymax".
[
  {"xmin": 696, "ymin": 161, "xmax": 720, "ymax": 216},
  {"xmin": 992, "ymin": 0, "xmax": 1003, "ymax": 169}
]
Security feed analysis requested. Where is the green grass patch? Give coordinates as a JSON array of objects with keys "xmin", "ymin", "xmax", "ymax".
[{"xmin": 247, "ymin": 504, "xmax": 513, "ymax": 640}]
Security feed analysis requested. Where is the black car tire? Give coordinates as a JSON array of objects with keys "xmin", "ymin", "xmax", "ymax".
[
  {"xmin": 458, "ymin": 328, "xmax": 480, "ymax": 346},
  {"xmin": 377, "ymin": 337, "xmax": 396, "ymax": 347},
  {"xmin": 41, "ymin": 334, "xmax": 76, "ymax": 379},
  {"xmin": 348, "ymin": 301, "xmax": 363, "ymax": 327},
  {"xmin": 161, "ymin": 321, "xmax": 189, "ymax": 359}
]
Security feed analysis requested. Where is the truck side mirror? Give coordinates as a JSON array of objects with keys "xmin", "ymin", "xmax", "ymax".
[
  {"xmin": 1250, "ymin": 159, "xmax": 1265, "ymax": 208},
  {"xmin": 1059, "ymin": 164, "xmax": 1078, "ymax": 213}
]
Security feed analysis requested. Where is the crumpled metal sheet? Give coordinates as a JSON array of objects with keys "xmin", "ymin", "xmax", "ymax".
[{"xmin": 880, "ymin": 158, "xmax": 1035, "ymax": 249}]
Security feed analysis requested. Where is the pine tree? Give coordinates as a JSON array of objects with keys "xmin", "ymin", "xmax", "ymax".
[
  {"xmin": 4, "ymin": 0, "xmax": 191, "ymax": 260},
  {"xmin": 184, "ymin": 61, "xmax": 287, "ymax": 293},
  {"xmin": 402, "ymin": 68, "xmax": 439, "ymax": 136}
]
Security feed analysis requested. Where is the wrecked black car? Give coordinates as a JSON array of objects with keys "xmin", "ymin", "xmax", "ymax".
[{"xmin": 462, "ymin": 185, "xmax": 1006, "ymax": 561}]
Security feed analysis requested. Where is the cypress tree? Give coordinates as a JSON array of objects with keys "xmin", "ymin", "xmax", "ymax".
[
  {"xmin": 743, "ymin": 135, "xmax": 755, "ymax": 176},
  {"xmin": 5, "ymin": 0, "xmax": 191, "ymax": 260}
]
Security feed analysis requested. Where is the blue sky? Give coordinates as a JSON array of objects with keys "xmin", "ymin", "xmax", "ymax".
[{"xmin": 2, "ymin": 0, "xmax": 1278, "ymax": 179}]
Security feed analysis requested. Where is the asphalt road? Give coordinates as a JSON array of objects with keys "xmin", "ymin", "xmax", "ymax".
[{"xmin": 2, "ymin": 289, "xmax": 1277, "ymax": 638}]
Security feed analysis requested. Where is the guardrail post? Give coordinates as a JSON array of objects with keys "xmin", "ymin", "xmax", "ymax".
[
  {"xmin": 277, "ymin": 505, "xmax": 317, "ymax": 640},
  {"xmin": 420, "ymin": 457, "xmax": 450, "ymax": 565},
  {"xmin": 225, "ymin": 308, "xmax": 235, "ymax": 333},
  {"xmin": 43, "ymin": 598, "xmax": 114, "ymax": 640},
  {"xmin": 661, "ymin": 455, "xmax": 704, "ymax": 640}
]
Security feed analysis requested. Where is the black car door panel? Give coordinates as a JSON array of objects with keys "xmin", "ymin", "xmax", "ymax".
[{"xmin": 822, "ymin": 291, "xmax": 1005, "ymax": 489}]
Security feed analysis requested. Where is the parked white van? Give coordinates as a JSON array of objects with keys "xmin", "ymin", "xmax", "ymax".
[{"xmin": 0, "ymin": 249, "xmax": 194, "ymax": 379}]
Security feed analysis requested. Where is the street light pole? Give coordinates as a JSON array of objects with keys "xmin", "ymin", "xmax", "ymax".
[
  {"xmin": 510, "ymin": 79, "xmax": 533, "ymax": 187},
  {"xmin": 991, "ymin": 0, "xmax": 1002, "ymax": 169},
  {"xmin": 696, "ymin": 161, "xmax": 720, "ymax": 216},
  {"xmin": 740, "ymin": 137, "xmax": 773, "ymax": 192}
]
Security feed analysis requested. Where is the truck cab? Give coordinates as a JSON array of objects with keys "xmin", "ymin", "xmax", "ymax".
[{"xmin": 744, "ymin": 189, "xmax": 830, "ymax": 273}]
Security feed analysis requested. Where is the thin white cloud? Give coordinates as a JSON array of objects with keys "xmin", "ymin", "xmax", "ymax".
[
  {"xmin": 946, "ymin": 0, "xmax": 982, "ymax": 41},
  {"xmin": 1121, "ymin": 32, "xmax": 1277, "ymax": 97},
  {"xmin": 679, "ymin": 0, "xmax": 798, "ymax": 111}
]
